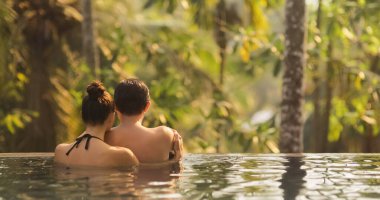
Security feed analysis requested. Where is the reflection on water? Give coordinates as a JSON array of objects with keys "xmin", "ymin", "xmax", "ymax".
[
  {"xmin": 53, "ymin": 162, "xmax": 183, "ymax": 199},
  {"xmin": 1, "ymin": 154, "xmax": 380, "ymax": 199},
  {"xmin": 280, "ymin": 157, "xmax": 306, "ymax": 200}
]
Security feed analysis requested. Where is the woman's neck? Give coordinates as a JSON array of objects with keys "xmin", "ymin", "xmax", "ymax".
[{"xmin": 85, "ymin": 125, "xmax": 107, "ymax": 140}]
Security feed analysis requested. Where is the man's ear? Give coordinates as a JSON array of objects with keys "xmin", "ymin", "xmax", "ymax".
[{"xmin": 144, "ymin": 101, "xmax": 151, "ymax": 113}]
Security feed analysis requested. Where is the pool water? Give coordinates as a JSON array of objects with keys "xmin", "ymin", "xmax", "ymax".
[{"xmin": 1, "ymin": 153, "xmax": 380, "ymax": 199}]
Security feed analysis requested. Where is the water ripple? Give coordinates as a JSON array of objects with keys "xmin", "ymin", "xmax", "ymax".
[{"xmin": 0, "ymin": 154, "xmax": 380, "ymax": 199}]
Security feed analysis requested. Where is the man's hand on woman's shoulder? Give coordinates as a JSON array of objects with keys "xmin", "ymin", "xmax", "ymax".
[
  {"xmin": 157, "ymin": 126, "xmax": 184, "ymax": 161},
  {"xmin": 172, "ymin": 130, "xmax": 184, "ymax": 161}
]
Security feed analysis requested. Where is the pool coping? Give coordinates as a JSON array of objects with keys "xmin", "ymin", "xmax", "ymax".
[
  {"xmin": 0, "ymin": 153, "xmax": 54, "ymax": 157},
  {"xmin": 1, "ymin": 152, "xmax": 380, "ymax": 158}
]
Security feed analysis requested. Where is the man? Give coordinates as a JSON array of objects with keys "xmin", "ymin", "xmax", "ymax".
[{"xmin": 105, "ymin": 78, "xmax": 184, "ymax": 163}]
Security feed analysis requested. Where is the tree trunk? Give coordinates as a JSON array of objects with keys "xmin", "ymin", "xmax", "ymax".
[
  {"xmin": 82, "ymin": 0, "xmax": 99, "ymax": 78},
  {"xmin": 214, "ymin": 0, "xmax": 228, "ymax": 153},
  {"xmin": 11, "ymin": 0, "xmax": 80, "ymax": 152},
  {"xmin": 280, "ymin": 0, "xmax": 306, "ymax": 153},
  {"xmin": 11, "ymin": 1, "xmax": 59, "ymax": 152},
  {"xmin": 362, "ymin": 123, "xmax": 374, "ymax": 153},
  {"xmin": 313, "ymin": 0, "xmax": 323, "ymax": 152},
  {"xmin": 321, "ymin": 41, "xmax": 333, "ymax": 152},
  {"xmin": 362, "ymin": 55, "xmax": 379, "ymax": 152},
  {"xmin": 18, "ymin": 50, "xmax": 56, "ymax": 151}
]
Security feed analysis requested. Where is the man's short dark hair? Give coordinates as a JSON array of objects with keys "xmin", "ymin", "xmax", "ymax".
[{"xmin": 114, "ymin": 79, "xmax": 150, "ymax": 116}]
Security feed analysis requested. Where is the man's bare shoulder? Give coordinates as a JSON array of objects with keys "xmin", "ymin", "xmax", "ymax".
[
  {"xmin": 154, "ymin": 126, "xmax": 174, "ymax": 140},
  {"xmin": 148, "ymin": 126, "xmax": 174, "ymax": 150}
]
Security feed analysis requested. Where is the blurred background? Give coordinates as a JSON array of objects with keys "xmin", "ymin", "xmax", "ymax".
[{"xmin": 0, "ymin": 0, "xmax": 379, "ymax": 153}]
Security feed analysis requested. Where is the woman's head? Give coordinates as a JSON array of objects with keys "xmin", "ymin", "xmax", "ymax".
[
  {"xmin": 82, "ymin": 81, "xmax": 115, "ymax": 128},
  {"xmin": 114, "ymin": 79, "xmax": 150, "ymax": 116}
]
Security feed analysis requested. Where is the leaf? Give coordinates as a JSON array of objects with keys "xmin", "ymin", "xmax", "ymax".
[
  {"xmin": 159, "ymin": 114, "xmax": 167, "ymax": 124},
  {"xmin": 143, "ymin": 0, "xmax": 156, "ymax": 9},
  {"xmin": 239, "ymin": 42, "xmax": 250, "ymax": 63},
  {"xmin": 373, "ymin": 125, "xmax": 379, "ymax": 136},
  {"xmin": 328, "ymin": 115, "xmax": 343, "ymax": 142},
  {"xmin": 16, "ymin": 73, "xmax": 27, "ymax": 83},
  {"xmin": 355, "ymin": 124, "xmax": 365, "ymax": 134},
  {"xmin": 272, "ymin": 59, "xmax": 282, "ymax": 77},
  {"xmin": 247, "ymin": 0, "xmax": 268, "ymax": 31},
  {"xmin": 238, "ymin": 133, "xmax": 246, "ymax": 146},
  {"xmin": 352, "ymin": 98, "xmax": 366, "ymax": 114},
  {"xmin": 4, "ymin": 115, "xmax": 15, "ymax": 134},
  {"xmin": 265, "ymin": 140, "xmax": 279, "ymax": 153},
  {"xmin": 167, "ymin": 0, "xmax": 177, "ymax": 13},
  {"xmin": 58, "ymin": 0, "xmax": 77, "ymax": 4},
  {"xmin": 342, "ymin": 27, "xmax": 355, "ymax": 41},
  {"xmin": 196, "ymin": 137, "xmax": 209, "ymax": 150},
  {"xmin": 333, "ymin": 98, "xmax": 348, "ymax": 117},
  {"xmin": 12, "ymin": 115, "xmax": 23, "ymax": 129},
  {"xmin": 243, "ymin": 137, "xmax": 252, "ymax": 152},
  {"xmin": 358, "ymin": 0, "xmax": 366, "ymax": 7},
  {"xmin": 354, "ymin": 75, "xmax": 362, "ymax": 90},
  {"xmin": 63, "ymin": 6, "xmax": 82, "ymax": 21},
  {"xmin": 361, "ymin": 115, "xmax": 376, "ymax": 125}
]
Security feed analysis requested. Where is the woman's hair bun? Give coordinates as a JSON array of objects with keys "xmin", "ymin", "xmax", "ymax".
[{"xmin": 86, "ymin": 81, "xmax": 105, "ymax": 99}]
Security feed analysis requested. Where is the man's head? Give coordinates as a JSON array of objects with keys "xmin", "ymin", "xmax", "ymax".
[{"xmin": 114, "ymin": 78, "xmax": 150, "ymax": 116}]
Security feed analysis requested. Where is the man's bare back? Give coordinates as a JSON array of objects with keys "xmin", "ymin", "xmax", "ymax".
[{"xmin": 105, "ymin": 125, "xmax": 175, "ymax": 163}]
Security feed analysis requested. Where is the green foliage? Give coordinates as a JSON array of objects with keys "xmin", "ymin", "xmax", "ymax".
[
  {"xmin": 0, "ymin": 1, "xmax": 36, "ymax": 147},
  {"xmin": 304, "ymin": 0, "xmax": 380, "ymax": 151},
  {"xmin": 1, "ymin": 0, "xmax": 379, "ymax": 153}
]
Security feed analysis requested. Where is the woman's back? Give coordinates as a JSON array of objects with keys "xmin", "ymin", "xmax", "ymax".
[{"xmin": 55, "ymin": 133, "xmax": 138, "ymax": 168}]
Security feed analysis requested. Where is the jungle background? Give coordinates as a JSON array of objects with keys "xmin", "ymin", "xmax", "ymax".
[{"xmin": 0, "ymin": 0, "xmax": 379, "ymax": 153}]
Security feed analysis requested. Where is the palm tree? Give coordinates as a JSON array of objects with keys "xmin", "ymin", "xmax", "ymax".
[
  {"xmin": 81, "ymin": 0, "xmax": 99, "ymax": 78},
  {"xmin": 11, "ymin": 0, "xmax": 81, "ymax": 151},
  {"xmin": 279, "ymin": 0, "xmax": 306, "ymax": 153}
]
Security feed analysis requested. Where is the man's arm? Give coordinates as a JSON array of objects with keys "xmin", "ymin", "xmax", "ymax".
[
  {"xmin": 159, "ymin": 126, "xmax": 184, "ymax": 161},
  {"xmin": 172, "ymin": 130, "xmax": 184, "ymax": 161}
]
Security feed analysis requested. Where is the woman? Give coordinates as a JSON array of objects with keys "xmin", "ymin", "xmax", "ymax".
[{"xmin": 54, "ymin": 81, "xmax": 139, "ymax": 168}]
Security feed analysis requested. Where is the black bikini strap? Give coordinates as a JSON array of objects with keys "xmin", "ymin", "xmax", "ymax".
[
  {"xmin": 65, "ymin": 133, "xmax": 103, "ymax": 156},
  {"xmin": 85, "ymin": 135, "xmax": 91, "ymax": 150}
]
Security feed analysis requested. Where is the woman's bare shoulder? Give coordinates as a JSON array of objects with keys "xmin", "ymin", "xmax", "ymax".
[
  {"xmin": 55, "ymin": 143, "xmax": 71, "ymax": 154},
  {"xmin": 106, "ymin": 146, "xmax": 139, "ymax": 167},
  {"xmin": 54, "ymin": 143, "xmax": 71, "ymax": 164}
]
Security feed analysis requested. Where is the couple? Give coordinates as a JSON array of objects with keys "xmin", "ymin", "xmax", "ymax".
[{"xmin": 55, "ymin": 79, "xmax": 184, "ymax": 167}]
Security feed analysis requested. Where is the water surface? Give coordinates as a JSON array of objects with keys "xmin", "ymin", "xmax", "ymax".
[{"xmin": 1, "ymin": 153, "xmax": 380, "ymax": 199}]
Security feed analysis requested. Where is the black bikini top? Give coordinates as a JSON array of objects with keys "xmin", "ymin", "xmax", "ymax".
[{"xmin": 66, "ymin": 133, "xmax": 103, "ymax": 156}]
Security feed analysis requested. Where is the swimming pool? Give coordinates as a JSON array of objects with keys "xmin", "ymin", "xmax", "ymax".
[{"xmin": 1, "ymin": 153, "xmax": 380, "ymax": 199}]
